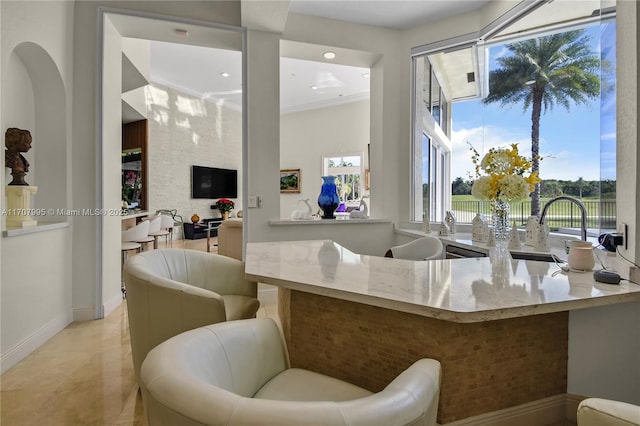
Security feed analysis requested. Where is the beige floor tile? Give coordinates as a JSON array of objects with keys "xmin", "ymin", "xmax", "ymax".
[{"xmin": 0, "ymin": 240, "xmax": 265, "ymax": 426}]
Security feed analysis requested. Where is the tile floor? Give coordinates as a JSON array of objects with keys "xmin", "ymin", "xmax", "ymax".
[{"xmin": 0, "ymin": 236, "xmax": 574, "ymax": 426}]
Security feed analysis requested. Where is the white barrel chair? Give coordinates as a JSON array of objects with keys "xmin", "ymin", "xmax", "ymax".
[
  {"xmin": 141, "ymin": 318, "xmax": 442, "ymax": 426},
  {"xmin": 124, "ymin": 248, "xmax": 260, "ymax": 381},
  {"xmin": 217, "ymin": 218, "xmax": 243, "ymax": 260},
  {"xmin": 385, "ymin": 236, "xmax": 444, "ymax": 260},
  {"xmin": 577, "ymin": 398, "xmax": 640, "ymax": 425}
]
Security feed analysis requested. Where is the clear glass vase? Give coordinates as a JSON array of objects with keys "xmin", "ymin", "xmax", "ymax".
[{"xmin": 492, "ymin": 199, "xmax": 510, "ymax": 243}]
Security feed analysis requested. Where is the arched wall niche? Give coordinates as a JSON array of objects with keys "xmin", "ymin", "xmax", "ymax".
[{"xmin": 10, "ymin": 42, "xmax": 67, "ymax": 216}]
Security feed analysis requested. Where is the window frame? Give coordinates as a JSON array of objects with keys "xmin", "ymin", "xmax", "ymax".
[
  {"xmin": 322, "ymin": 151, "xmax": 365, "ymax": 204},
  {"xmin": 410, "ymin": 54, "xmax": 452, "ymax": 223},
  {"xmin": 410, "ymin": 1, "xmax": 615, "ymax": 226}
]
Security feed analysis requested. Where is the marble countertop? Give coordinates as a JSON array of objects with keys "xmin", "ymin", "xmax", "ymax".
[
  {"xmin": 270, "ymin": 218, "xmax": 392, "ymax": 225},
  {"xmin": 245, "ymin": 240, "xmax": 640, "ymax": 323},
  {"xmin": 121, "ymin": 210, "xmax": 149, "ymax": 219}
]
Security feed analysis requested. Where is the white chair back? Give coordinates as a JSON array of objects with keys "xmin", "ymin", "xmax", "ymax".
[
  {"xmin": 122, "ymin": 220, "xmax": 150, "ymax": 242},
  {"xmin": 160, "ymin": 214, "xmax": 175, "ymax": 229},
  {"xmin": 147, "ymin": 215, "xmax": 162, "ymax": 233},
  {"xmin": 390, "ymin": 236, "xmax": 444, "ymax": 260}
]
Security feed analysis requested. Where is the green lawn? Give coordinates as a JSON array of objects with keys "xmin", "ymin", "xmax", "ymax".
[{"xmin": 451, "ymin": 195, "xmax": 615, "ymax": 229}]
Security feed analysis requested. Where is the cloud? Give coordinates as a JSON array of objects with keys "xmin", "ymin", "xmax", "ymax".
[
  {"xmin": 451, "ymin": 125, "xmax": 602, "ymax": 181},
  {"xmin": 601, "ymin": 132, "xmax": 616, "ymax": 141},
  {"xmin": 450, "ymin": 125, "xmax": 531, "ymax": 179}
]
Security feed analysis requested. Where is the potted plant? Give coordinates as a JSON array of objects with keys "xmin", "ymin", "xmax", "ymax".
[{"xmin": 215, "ymin": 198, "xmax": 235, "ymax": 220}]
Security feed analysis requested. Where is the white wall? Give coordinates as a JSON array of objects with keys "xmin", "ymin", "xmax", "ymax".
[
  {"xmin": 280, "ymin": 100, "xmax": 369, "ymax": 218},
  {"xmin": 568, "ymin": 302, "xmax": 640, "ymax": 405},
  {"xmin": 70, "ymin": 0, "xmax": 241, "ymax": 323},
  {"xmin": 564, "ymin": 0, "xmax": 640, "ymax": 405},
  {"xmin": 616, "ymin": 0, "xmax": 638, "ymax": 262},
  {"xmin": 1, "ymin": 0, "xmax": 74, "ymax": 372},
  {"xmin": 102, "ymin": 15, "xmax": 125, "ymax": 315},
  {"xmin": 147, "ymin": 83, "xmax": 243, "ymax": 222},
  {"xmin": 2, "ymin": 51, "xmax": 35, "ymax": 191}
]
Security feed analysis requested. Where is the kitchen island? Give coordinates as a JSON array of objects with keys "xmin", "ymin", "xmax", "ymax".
[{"xmin": 245, "ymin": 240, "xmax": 640, "ymax": 424}]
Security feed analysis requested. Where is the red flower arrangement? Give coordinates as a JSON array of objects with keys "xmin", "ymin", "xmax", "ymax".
[{"xmin": 216, "ymin": 198, "xmax": 235, "ymax": 212}]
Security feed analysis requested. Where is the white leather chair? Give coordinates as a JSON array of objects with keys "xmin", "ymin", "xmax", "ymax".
[
  {"xmin": 141, "ymin": 318, "xmax": 442, "ymax": 426},
  {"xmin": 577, "ymin": 398, "xmax": 640, "ymax": 425},
  {"xmin": 217, "ymin": 218, "xmax": 243, "ymax": 260},
  {"xmin": 385, "ymin": 236, "xmax": 444, "ymax": 260},
  {"xmin": 124, "ymin": 248, "xmax": 260, "ymax": 381}
]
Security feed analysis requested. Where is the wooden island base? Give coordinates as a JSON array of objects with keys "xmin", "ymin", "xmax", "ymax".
[{"xmin": 279, "ymin": 289, "xmax": 568, "ymax": 424}]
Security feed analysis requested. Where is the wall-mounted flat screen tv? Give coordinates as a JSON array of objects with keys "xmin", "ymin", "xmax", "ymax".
[{"xmin": 191, "ymin": 165, "xmax": 238, "ymax": 199}]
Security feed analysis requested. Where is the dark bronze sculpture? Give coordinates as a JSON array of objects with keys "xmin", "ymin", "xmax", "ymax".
[{"xmin": 5, "ymin": 128, "xmax": 32, "ymax": 185}]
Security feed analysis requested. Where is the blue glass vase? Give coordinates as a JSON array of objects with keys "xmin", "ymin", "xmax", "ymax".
[{"xmin": 318, "ymin": 176, "xmax": 340, "ymax": 219}]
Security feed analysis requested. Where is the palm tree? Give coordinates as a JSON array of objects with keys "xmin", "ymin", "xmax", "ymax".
[{"xmin": 484, "ymin": 30, "xmax": 600, "ymax": 216}]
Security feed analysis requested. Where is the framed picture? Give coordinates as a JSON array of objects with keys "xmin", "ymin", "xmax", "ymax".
[{"xmin": 280, "ymin": 169, "xmax": 301, "ymax": 193}]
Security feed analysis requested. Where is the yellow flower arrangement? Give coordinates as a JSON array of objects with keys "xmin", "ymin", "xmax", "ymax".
[{"xmin": 469, "ymin": 143, "xmax": 540, "ymax": 202}]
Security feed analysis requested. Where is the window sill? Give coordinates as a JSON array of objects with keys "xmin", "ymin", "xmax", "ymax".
[
  {"xmin": 3, "ymin": 221, "xmax": 70, "ymax": 237},
  {"xmin": 270, "ymin": 217, "xmax": 391, "ymax": 226}
]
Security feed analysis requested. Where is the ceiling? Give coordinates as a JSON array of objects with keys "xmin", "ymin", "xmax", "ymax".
[
  {"xmin": 143, "ymin": 0, "xmax": 613, "ymax": 114},
  {"xmin": 288, "ymin": 0, "xmax": 488, "ymax": 30},
  {"xmin": 146, "ymin": 0, "xmax": 491, "ymax": 113},
  {"xmin": 149, "ymin": 41, "xmax": 371, "ymax": 113}
]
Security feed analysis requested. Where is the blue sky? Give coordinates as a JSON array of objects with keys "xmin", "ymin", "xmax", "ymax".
[{"xmin": 451, "ymin": 22, "xmax": 616, "ymax": 183}]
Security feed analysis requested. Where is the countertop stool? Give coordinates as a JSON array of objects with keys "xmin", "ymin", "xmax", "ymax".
[{"xmin": 149, "ymin": 215, "xmax": 173, "ymax": 248}]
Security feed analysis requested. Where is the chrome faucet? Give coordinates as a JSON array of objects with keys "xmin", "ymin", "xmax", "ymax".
[{"xmin": 538, "ymin": 196, "xmax": 588, "ymax": 241}]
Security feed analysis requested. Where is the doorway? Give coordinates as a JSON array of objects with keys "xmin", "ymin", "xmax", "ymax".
[{"xmin": 99, "ymin": 10, "xmax": 246, "ymax": 318}]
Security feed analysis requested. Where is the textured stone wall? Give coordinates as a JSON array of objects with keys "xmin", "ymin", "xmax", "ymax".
[
  {"xmin": 280, "ymin": 289, "xmax": 568, "ymax": 424},
  {"xmin": 146, "ymin": 83, "xmax": 242, "ymax": 225}
]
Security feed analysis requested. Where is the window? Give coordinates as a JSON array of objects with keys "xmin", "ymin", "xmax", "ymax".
[
  {"xmin": 322, "ymin": 153, "xmax": 364, "ymax": 203},
  {"xmin": 411, "ymin": 1, "xmax": 616, "ymax": 230},
  {"xmin": 411, "ymin": 55, "xmax": 452, "ymax": 223}
]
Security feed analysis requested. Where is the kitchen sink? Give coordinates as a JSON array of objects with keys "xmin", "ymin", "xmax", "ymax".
[{"xmin": 510, "ymin": 252, "xmax": 564, "ymax": 263}]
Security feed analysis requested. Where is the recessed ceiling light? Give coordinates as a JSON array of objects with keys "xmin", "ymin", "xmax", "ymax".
[
  {"xmin": 323, "ymin": 51, "xmax": 336, "ymax": 60},
  {"xmin": 174, "ymin": 29, "xmax": 189, "ymax": 37},
  {"xmin": 311, "ymin": 85, "xmax": 318, "ymax": 90},
  {"xmin": 220, "ymin": 72, "xmax": 230, "ymax": 78}
]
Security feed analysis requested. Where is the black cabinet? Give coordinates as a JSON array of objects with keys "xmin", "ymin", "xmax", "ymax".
[{"xmin": 183, "ymin": 218, "xmax": 223, "ymax": 240}]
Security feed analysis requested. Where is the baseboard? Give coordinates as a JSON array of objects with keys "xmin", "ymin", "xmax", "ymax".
[
  {"xmin": 441, "ymin": 394, "xmax": 567, "ymax": 426},
  {"xmin": 73, "ymin": 305, "xmax": 97, "ymax": 322},
  {"xmin": 103, "ymin": 293, "xmax": 124, "ymax": 318},
  {"xmin": 565, "ymin": 393, "xmax": 587, "ymax": 422},
  {"xmin": 1, "ymin": 311, "xmax": 73, "ymax": 374}
]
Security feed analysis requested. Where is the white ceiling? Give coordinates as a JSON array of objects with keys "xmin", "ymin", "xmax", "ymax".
[
  {"xmin": 288, "ymin": 0, "xmax": 488, "ymax": 30},
  {"xmin": 143, "ymin": 0, "xmax": 610, "ymax": 114},
  {"xmin": 149, "ymin": 41, "xmax": 371, "ymax": 113},
  {"xmin": 148, "ymin": 0, "xmax": 490, "ymax": 113}
]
